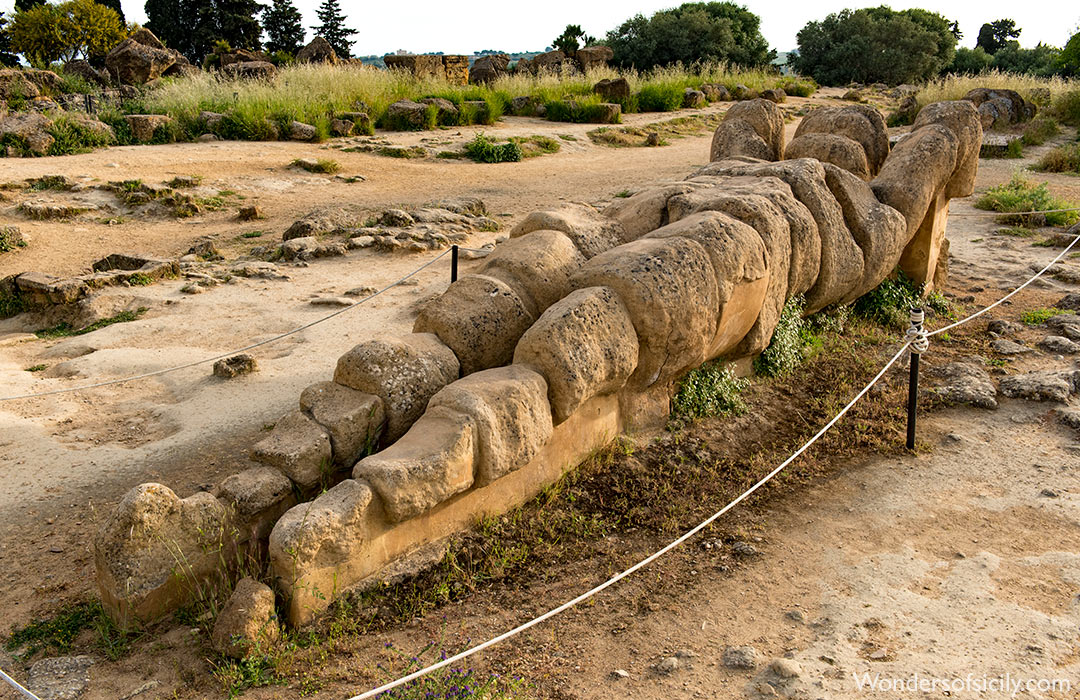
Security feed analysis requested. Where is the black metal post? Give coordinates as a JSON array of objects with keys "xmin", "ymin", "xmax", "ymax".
[
  {"xmin": 451, "ymin": 245, "xmax": 459, "ymax": 283},
  {"xmin": 906, "ymin": 307, "xmax": 924, "ymax": 450}
]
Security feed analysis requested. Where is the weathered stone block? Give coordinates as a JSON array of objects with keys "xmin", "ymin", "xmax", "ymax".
[
  {"xmin": 300, "ymin": 381, "xmax": 385, "ymax": 467},
  {"xmin": 333, "ymin": 333, "xmax": 459, "ymax": 442},
  {"xmin": 479, "ymin": 230, "xmax": 586, "ymax": 316},
  {"xmin": 428, "ymin": 365, "xmax": 553, "ymax": 484},
  {"xmin": 514, "ymin": 286, "xmax": 639, "ymax": 423},
  {"xmin": 251, "ymin": 410, "xmax": 332, "ymax": 489},
  {"xmin": 211, "ymin": 577, "xmax": 280, "ymax": 658},
  {"xmin": 353, "ymin": 406, "xmax": 476, "ymax": 522},
  {"xmin": 509, "ymin": 203, "xmax": 628, "ymax": 259}
]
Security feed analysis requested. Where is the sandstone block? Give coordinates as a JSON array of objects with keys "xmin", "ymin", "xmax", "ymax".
[
  {"xmin": 211, "ymin": 577, "xmax": 279, "ymax": 658},
  {"xmin": 570, "ymin": 234, "xmax": 720, "ymax": 387},
  {"xmin": 251, "ymin": 410, "xmax": 332, "ymax": 488},
  {"xmin": 333, "ymin": 333, "xmax": 459, "ymax": 443},
  {"xmin": 354, "ymin": 406, "xmax": 476, "ymax": 522},
  {"xmin": 95, "ymin": 484, "xmax": 228, "ymax": 626},
  {"xmin": 793, "ymin": 105, "xmax": 890, "ymax": 176},
  {"xmin": 514, "ymin": 286, "xmax": 639, "ymax": 423},
  {"xmin": 299, "ymin": 381, "xmax": 386, "ymax": 467},
  {"xmin": 785, "ymin": 133, "xmax": 871, "ymax": 180},
  {"xmin": 911, "ymin": 100, "xmax": 982, "ymax": 199},
  {"xmin": 509, "ymin": 203, "xmax": 629, "ymax": 259},
  {"xmin": 478, "ymin": 230, "xmax": 586, "ymax": 316},
  {"xmin": 413, "ymin": 275, "xmax": 536, "ymax": 375},
  {"xmin": 428, "ymin": 365, "xmax": 553, "ymax": 484}
]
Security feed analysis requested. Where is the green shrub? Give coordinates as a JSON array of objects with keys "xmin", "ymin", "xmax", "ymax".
[
  {"xmin": 1021, "ymin": 117, "xmax": 1059, "ymax": 146},
  {"xmin": 464, "ymin": 133, "xmax": 523, "ymax": 163},
  {"xmin": 544, "ymin": 97, "xmax": 620, "ymax": 124},
  {"xmin": 671, "ymin": 361, "xmax": 749, "ymax": 419},
  {"xmin": 215, "ymin": 112, "xmax": 279, "ymax": 141},
  {"xmin": 1051, "ymin": 89, "xmax": 1080, "ymax": 126},
  {"xmin": 0, "ymin": 226, "xmax": 27, "ymax": 252},
  {"xmin": 780, "ymin": 79, "xmax": 817, "ymax": 97},
  {"xmin": 754, "ymin": 295, "xmax": 807, "ymax": 377},
  {"xmin": 291, "ymin": 157, "xmax": 340, "ymax": 173},
  {"xmin": 46, "ymin": 115, "xmax": 114, "ymax": 155},
  {"xmin": 853, "ymin": 272, "xmax": 925, "ymax": 330},
  {"xmin": 974, "ymin": 173, "xmax": 1080, "ymax": 227},
  {"xmin": 1020, "ymin": 307, "xmax": 1069, "ymax": 325},
  {"xmin": 637, "ymin": 83, "xmax": 684, "ymax": 112},
  {"xmin": 1033, "ymin": 143, "xmax": 1080, "ymax": 174},
  {"xmin": 510, "ymin": 134, "xmax": 560, "ymax": 158}
]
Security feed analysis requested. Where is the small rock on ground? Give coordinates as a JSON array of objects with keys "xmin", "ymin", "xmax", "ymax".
[
  {"xmin": 213, "ymin": 353, "xmax": 258, "ymax": 378},
  {"xmin": 1038, "ymin": 335, "xmax": 1079, "ymax": 354},
  {"xmin": 723, "ymin": 645, "xmax": 759, "ymax": 669},
  {"xmin": 27, "ymin": 655, "xmax": 94, "ymax": 700},
  {"xmin": 987, "ymin": 319, "xmax": 1021, "ymax": 336},
  {"xmin": 309, "ymin": 296, "xmax": 354, "ymax": 307},
  {"xmin": 769, "ymin": 658, "xmax": 802, "ymax": 678},
  {"xmin": 990, "ymin": 339, "xmax": 1031, "ymax": 355},
  {"xmin": 927, "ymin": 362, "xmax": 998, "ymax": 409},
  {"xmin": 1000, "ymin": 371, "xmax": 1079, "ymax": 403},
  {"xmin": 656, "ymin": 656, "xmax": 680, "ymax": 674}
]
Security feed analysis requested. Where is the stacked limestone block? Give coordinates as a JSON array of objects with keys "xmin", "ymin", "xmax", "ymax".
[{"xmin": 96, "ymin": 100, "xmax": 982, "ymax": 627}]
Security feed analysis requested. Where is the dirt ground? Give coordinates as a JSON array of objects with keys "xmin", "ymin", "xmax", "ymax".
[{"xmin": 1, "ymin": 86, "xmax": 1079, "ymax": 699}]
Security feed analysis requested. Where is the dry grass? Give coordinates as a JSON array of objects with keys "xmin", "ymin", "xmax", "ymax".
[{"xmin": 916, "ymin": 71, "xmax": 1080, "ymax": 110}]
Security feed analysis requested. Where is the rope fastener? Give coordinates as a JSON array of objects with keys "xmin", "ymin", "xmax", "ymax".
[{"xmin": 905, "ymin": 307, "xmax": 926, "ymax": 450}]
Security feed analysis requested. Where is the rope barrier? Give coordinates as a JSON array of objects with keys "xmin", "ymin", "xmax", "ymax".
[
  {"xmin": 927, "ymin": 228, "xmax": 1080, "ymax": 338},
  {"xmin": 0, "ymin": 248, "xmax": 453, "ymax": 402},
  {"xmin": 344, "ymin": 338, "xmax": 914, "ymax": 700},
  {"xmin": 948, "ymin": 206, "xmax": 1080, "ymax": 217},
  {"xmin": 344, "ymin": 225, "xmax": 1080, "ymax": 699},
  {"xmin": 0, "ymin": 667, "xmax": 41, "ymax": 700}
]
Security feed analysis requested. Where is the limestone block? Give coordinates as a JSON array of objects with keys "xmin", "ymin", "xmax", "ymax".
[
  {"xmin": 413, "ymin": 275, "xmax": 536, "ymax": 375},
  {"xmin": 710, "ymin": 119, "xmax": 773, "ymax": 162},
  {"xmin": 509, "ymin": 203, "xmax": 629, "ymax": 258},
  {"xmin": 95, "ymin": 484, "xmax": 228, "ymax": 626},
  {"xmin": 428, "ymin": 366, "xmax": 552, "ymax": 484},
  {"xmin": 514, "ymin": 286, "xmax": 639, "ymax": 423},
  {"xmin": 871, "ymin": 124, "xmax": 959, "ymax": 241},
  {"xmin": 211, "ymin": 577, "xmax": 279, "ymax": 658},
  {"xmin": 714, "ymin": 99, "xmax": 785, "ymax": 161},
  {"xmin": 785, "ymin": 133, "xmax": 871, "ymax": 180},
  {"xmin": 793, "ymin": 105, "xmax": 889, "ymax": 175},
  {"xmin": 822, "ymin": 163, "xmax": 908, "ymax": 302},
  {"xmin": 353, "ymin": 406, "xmax": 477, "ymax": 522},
  {"xmin": 251, "ymin": 411, "xmax": 332, "ymax": 489},
  {"xmin": 570, "ymin": 235, "xmax": 720, "ymax": 387},
  {"xmin": 333, "ymin": 333, "xmax": 460, "ymax": 443},
  {"xmin": 603, "ymin": 182, "xmax": 710, "ymax": 241},
  {"xmin": 479, "ymin": 230, "xmax": 586, "ymax": 316},
  {"xmin": 911, "ymin": 100, "xmax": 982, "ymax": 199},
  {"xmin": 219, "ymin": 466, "xmax": 296, "ymax": 540},
  {"xmin": 300, "ymin": 381, "xmax": 386, "ymax": 467}
]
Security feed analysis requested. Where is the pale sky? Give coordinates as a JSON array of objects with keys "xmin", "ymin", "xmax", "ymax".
[{"xmin": 2, "ymin": 1, "xmax": 1076, "ymax": 56}]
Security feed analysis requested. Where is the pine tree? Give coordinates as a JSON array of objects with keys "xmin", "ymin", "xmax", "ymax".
[
  {"xmin": 217, "ymin": 0, "xmax": 264, "ymax": 50},
  {"xmin": 98, "ymin": 0, "xmax": 125, "ymax": 24},
  {"xmin": 144, "ymin": 0, "xmax": 185, "ymax": 50},
  {"xmin": 312, "ymin": 0, "xmax": 355, "ymax": 58},
  {"xmin": 263, "ymin": 0, "xmax": 304, "ymax": 55}
]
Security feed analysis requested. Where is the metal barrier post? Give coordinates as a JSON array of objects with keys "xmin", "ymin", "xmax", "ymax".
[
  {"xmin": 451, "ymin": 245, "xmax": 459, "ymax": 283},
  {"xmin": 906, "ymin": 307, "xmax": 925, "ymax": 450}
]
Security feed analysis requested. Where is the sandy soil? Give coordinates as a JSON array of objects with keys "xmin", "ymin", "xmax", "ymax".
[{"xmin": 1, "ymin": 86, "xmax": 1079, "ymax": 699}]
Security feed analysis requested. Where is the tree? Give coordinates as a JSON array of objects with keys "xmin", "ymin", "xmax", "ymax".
[
  {"xmin": 263, "ymin": 0, "xmax": 304, "ymax": 55},
  {"xmin": 216, "ymin": 0, "xmax": 264, "ymax": 50},
  {"xmin": 976, "ymin": 19, "xmax": 1020, "ymax": 55},
  {"xmin": 8, "ymin": 0, "xmax": 124, "ymax": 66},
  {"xmin": 0, "ymin": 13, "xmax": 19, "ymax": 66},
  {"xmin": 606, "ymin": 2, "xmax": 774, "ymax": 70},
  {"xmin": 98, "ymin": 0, "xmax": 124, "ymax": 24},
  {"xmin": 144, "ymin": 0, "xmax": 184, "ymax": 50},
  {"xmin": 552, "ymin": 24, "xmax": 595, "ymax": 55},
  {"xmin": 14, "ymin": 0, "xmax": 46, "ymax": 12},
  {"xmin": 792, "ymin": 6, "xmax": 958, "ymax": 85},
  {"xmin": 946, "ymin": 46, "xmax": 992, "ymax": 74},
  {"xmin": 1061, "ymin": 30, "xmax": 1080, "ymax": 77},
  {"xmin": 990, "ymin": 42, "xmax": 1060, "ymax": 77},
  {"xmin": 312, "ymin": 0, "xmax": 355, "ymax": 58}
]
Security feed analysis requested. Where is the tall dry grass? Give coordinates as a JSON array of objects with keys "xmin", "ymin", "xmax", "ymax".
[
  {"xmin": 916, "ymin": 70, "xmax": 1080, "ymax": 109},
  {"xmin": 140, "ymin": 60, "xmax": 812, "ymax": 139}
]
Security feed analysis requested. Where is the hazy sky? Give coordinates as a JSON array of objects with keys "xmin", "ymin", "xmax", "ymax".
[{"xmin": 2, "ymin": 1, "xmax": 1076, "ymax": 56}]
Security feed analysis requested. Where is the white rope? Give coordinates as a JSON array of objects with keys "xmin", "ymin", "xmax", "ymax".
[
  {"xmin": 948, "ymin": 207, "xmax": 1080, "ymax": 217},
  {"xmin": 928, "ymin": 227, "xmax": 1080, "ymax": 338},
  {"xmin": 0, "ymin": 667, "xmax": 41, "ymax": 700},
  {"xmin": 344, "ymin": 338, "xmax": 913, "ymax": 700},
  {"xmin": 0, "ymin": 248, "xmax": 453, "ymax": 402}
]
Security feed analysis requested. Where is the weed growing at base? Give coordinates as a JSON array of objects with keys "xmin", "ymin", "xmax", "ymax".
[
  {"xmin": 1020, "ymin": 307, "xmax": 1070, "ymax": 325},
  {"xmin": 671, "ymin": 361, "xmax": 749, "ymax": 418},
  {"xmin": 3, "ymin": 600, "xmax": 140, "ymax": 661},
  {"xmin": 853, "ymin": 272, "xmax": 951, "ymax": 331},
  {"xmin": 464, "ymin": 133, "xmax": 523, "ymax": 163},
  {"xmin": 1034, "ymin": 143, "xmax": 1080, "ymax": 174},
  {"xmin": 291, "ymin": 157, "xmax": 340, "ymax": 173}
]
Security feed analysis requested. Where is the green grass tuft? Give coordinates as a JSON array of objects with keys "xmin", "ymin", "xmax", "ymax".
[
  {"xmin": 1033, "ymin": 143, "xmax": 1080, "ymax": 174},
  {"xmin": 464, "ymin": 133, "xmax": 523, "ymax": 163},
  {"xmin": 974, "ymin": 173, "xmax": 1080, "ymax": 228},
  {"xmin": 1020, "ymin": 307, "xmax": 1069, "ymax": 325},
  {"xmin": 291, "ymin": 157, "xmax": 340, "ymax": 173},
  {"xmin": 36, "ymin": 308, "xmax": 147, "ymax": 339}
]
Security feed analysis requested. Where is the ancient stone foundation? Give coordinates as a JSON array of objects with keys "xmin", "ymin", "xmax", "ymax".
[{"xmin": 95, "ymin": 99, "xmax": 982, "ymax": 627}]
